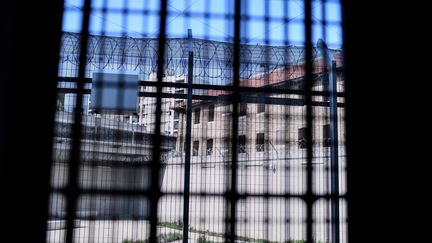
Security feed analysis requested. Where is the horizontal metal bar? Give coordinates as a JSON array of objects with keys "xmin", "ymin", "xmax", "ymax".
[
  {"xmin": 141, "ymin": 81, "xmax": 345, "ymax": 98},
  {"xmin": 57, "ymin": 88, "xmax": 91, "ymax": 94},
  {"xmin": 51, "ymin": 188, "xmax": 346, "ymax": 200},
  {"xmin": 48, "ymin": 216, "xmax": 350, "ymax": 222},
  {"xmin": 59, "ymin": 77, "xmax": 92, "ymax": 83},
  {"xmin": 58, "ymin": 77, "xmax": 345, "ymax": 97},
  {"xmin": 56, "ymin": 88, "xmax": 345, "ymax": 107}
]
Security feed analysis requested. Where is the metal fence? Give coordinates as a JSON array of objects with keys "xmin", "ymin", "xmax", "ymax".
[{"xmin": 48, "ymin": 1, "xmax": 347, "ymax": 243}]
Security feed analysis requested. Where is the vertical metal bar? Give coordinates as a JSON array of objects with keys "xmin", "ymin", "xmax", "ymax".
[
  {"xmin": 149, "ymin": 0, "xmax": 168, "ymax": 242},
  {"xmin": 263, "ymin": 1, "xmax": 270, "ymax": 242},
  {"xmin": 65, "ymin": 1, "xmax": 92, "ymax": 243},
  {"xmin": 226, "ymin": 0, "xmax": 241, "ymax": 242},
  {"xmin": 183, "ymin": 29, "xmax": 194, "ymax": 243},
  {"xmin": 304, "ymin": 0, "xmax": 314, "ymax": 243},
  {"xmin": 229, "ymin": 0, "xmax": 242, "ymax": 242},
  {"xmin": 318, "ymin": 39, "xmax": 340, "ymax": 243},
  {"xmin": 340, "ymin": 1, "xmax": 352, "ymax": 243},
  {"xmin": 329, "ymin": 60, "xmax": 340, "ymax": 243}
]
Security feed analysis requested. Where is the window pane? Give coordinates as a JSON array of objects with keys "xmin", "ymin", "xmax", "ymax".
[
  {"xmin": 193, "ymin": 141, "xmax": 199, "ymax": 156},
  {"xmin": 239, "ymin": 103, "xmax": 247, "ymax": 117},
  {"xmin": 194, "ymin": 108, "xmax": 200, "ymax": 124},
  {"xmin": 208, "ymin": 104, "xmax": 215, "ymax": 122},
  {"xmin": 298, "ymin": 127, "xmax": 307, "ymax": 149},
  {"xmin": 323, "ymin": 124, "xmax": 331, "ymax": 147},
  {"xmin": 238, "ymin": 135, "xmax": 246, "ymax": 153},
  {"xmin": 256, "ymin": 132, "xmax": 265, "ymax": 152},
  {"xmin": 206, "ymin": 139, "xmax": 213, "ymax": 156}
]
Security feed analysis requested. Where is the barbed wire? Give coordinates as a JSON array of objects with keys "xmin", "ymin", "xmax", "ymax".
[{"xmin": 59, "ymin": 32, "xmax": 339, "ymax": 84}]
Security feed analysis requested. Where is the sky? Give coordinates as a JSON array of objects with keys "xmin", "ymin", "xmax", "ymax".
[{"xmin": 62, "ymin": 0, "xmax": 342, "ymax": 48}]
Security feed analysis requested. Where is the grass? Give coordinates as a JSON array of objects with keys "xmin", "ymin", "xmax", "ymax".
[
  {"xmin": 197, "ymin": 234, "xmax": 222, "ymax": 243},
  {"xmin": 157, "ymin": 220, "xmax": 184, "ymax": 230},
  {"xmin": 122, "ymin": 232, "xmax": 182, "ymax": 243}
]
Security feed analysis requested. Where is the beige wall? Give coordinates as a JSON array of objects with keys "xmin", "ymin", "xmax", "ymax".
[
  {"xmin": 175, "ymin": 76, "xmax": 346, "ymax": 163},
  {"xmin": 138, "ymin": 73, "xmax": 187, "ymax": 135}
]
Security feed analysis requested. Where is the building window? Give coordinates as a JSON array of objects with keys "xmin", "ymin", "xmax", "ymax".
[
  {"xmin": 256, "ymin": 133, "xmax": 265, "ymax": 152},
  {"xmin": 239, "ymin": 103, "xmax": 247, "ymax": 117},
  {"xmin": 175, "ymin": 89, "xmax": 185, "ymax": 94},
  {"xmin": 238, "ymin": 135, "xmax": 246, "ymax": 153},
  {"xmin": 193, "ymin": 141, "xmax": 199, "ymax": 156},
  {"xmin": 257, "ymin": 103, "xmax": 265, "ymax": 113},
  {"xmin": 298, "ymin": 127, "xmax": 307, "ymax": 149},
  {"xmin": 206, "ymin": 139, "xmax": 213, "ymax": 156},
  {"xmin": 194, "ymin": 108, "xmax": 200, "ymax": 124},
  {"xmin": 323, "ymin": 124, "xmax": 331, "ymax": 147},
  {"xmin": 208, "ymin": 104, "xmax": 215, "ymax": 122}
]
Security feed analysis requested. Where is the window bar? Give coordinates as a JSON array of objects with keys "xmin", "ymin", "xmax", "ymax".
[
  {"xmin": 226, "ymin": 0, "xmax": 242, "ymax": 242},
  {"xmin": 182, "ymin": 29, "xmax": 194, "ymax": 243},
  {"xmin": 319, "ymin": 1, "xmax": 332, "ymax": 242},
  {"xmin": 86, "ymin": 0, "xmax": 109, "ymax": 240},
  {"xmin": 58, "ymin": 78, "xmax": 346, "ymax": 98},
  {"xmin": 329, "ymin": 60, "xmax": 340, "ymax": 243},
  {"xmin": 283, "ymin": 1, "xmax": 292, "ymax": 241},
  {"xmin": 264, "ymin": 0, "xmax": 271, "ymax": 241},
  {"xmin": 304, "ymin": 0, "xmax": 315, "ymax": 243},
  {"xmin": 340, "ymin": 2, "xmax": 352, "ymax": 243},
  {"xmin": 64, "ymin": 1, "xmax": 92, "ymax": 243},
  {"xmin": 114, "ymin": 1, "xmax": 131, "ymax": 241},
  {"xmin": 318, "ymin": 36, "xmax": 341, "ymax": 243},
  {"xmin": 149, "ymin": 1, "xmax": 168, "ymax": 242}
]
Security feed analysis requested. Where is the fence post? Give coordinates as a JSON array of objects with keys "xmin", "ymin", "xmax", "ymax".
[{"xmin": 183, "ymin": 28, "xmax": 194, "ymax": 243}]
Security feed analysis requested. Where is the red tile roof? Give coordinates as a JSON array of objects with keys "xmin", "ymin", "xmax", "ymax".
[{"xmin": 177, "ymin": 55, "xmax": 343, "ymax": 108}]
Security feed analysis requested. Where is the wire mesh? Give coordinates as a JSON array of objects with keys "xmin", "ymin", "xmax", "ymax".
[{"xmin": 48, "ymin": 1, "xmax": 347, "ymax": 243}]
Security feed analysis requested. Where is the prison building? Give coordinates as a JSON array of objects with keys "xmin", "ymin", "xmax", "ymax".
[{"xmin": 173, "ymin": 55, "xmax": 345, "ymax": 164}]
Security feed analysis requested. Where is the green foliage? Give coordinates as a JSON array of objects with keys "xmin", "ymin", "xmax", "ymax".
[
  {"xmin": 197, "ymin": 235, "xmax": 207, "ymax": 243},
  {"xmin": 122, "ymin": 240, "xmax": 146, "ymax": 243},
  {"xmin": 158, "ymin": 232, "xmax": 183, "ymax": 242},
  {"xmin": 196, "ymin": 234, "xmax": 221, "ymax": 243},
  {"xmin": 157, "ymin": 221, "xmax": 323, "ymax": 243},
  {"xmin": 158, "ymin": 221, "xmax": 183, "ymax": 230},
  {"xmin": 122, "ymin": 232, "xmax": 182, "ymax": 243}
]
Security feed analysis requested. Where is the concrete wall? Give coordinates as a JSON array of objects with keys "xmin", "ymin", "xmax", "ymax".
[{"xmin": 159, "ymin": 154, "xmax": 347, "ymax": 243}]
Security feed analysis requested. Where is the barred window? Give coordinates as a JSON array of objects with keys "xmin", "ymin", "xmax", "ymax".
[
  {"xmin": 256, "ymin": 133, "xmax": 265, "ymax": 152},
  {"xmin": 239, "ymin": 103, "xmax": 247, "ymax": 117},
  {"xmin": 193, "ymin": 141, "xmax": 199, "ymax": 156},
  {"xmin": 298, "ymin": 127, "xmax": 307, "ymax": 149},
  {"xmin": 238, "ymin": 135, "xmax": 246, "ymax": 153},
  {"xmin": 208, "ymin": 104, "xmax": 215, "ymax": 122},
  {"xmin": 194, "ymin": 108, "xmax": 200, "ymax": 124},
  {"xmin": 323, "ymin": 124, "xmax": 331, "ymax": 147},
  {"xmin": 206, "ymin": 139, "xmax": 213, "ymax": 156}
]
